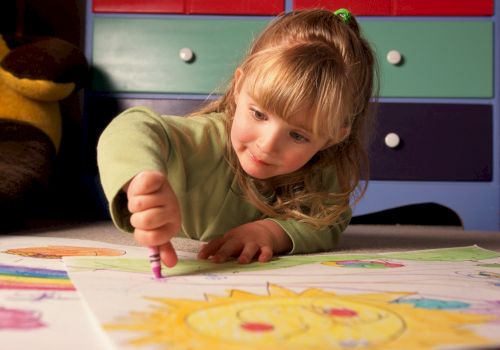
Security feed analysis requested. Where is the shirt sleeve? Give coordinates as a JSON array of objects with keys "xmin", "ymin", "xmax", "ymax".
[
  {"xmin": 97, "ymin": 107, "xmax": 173, "ymax": 233},
  {"xmin": 264, "ymin": 166, "xmax": 352, "ymax": 254},
  {"xmin": 265, "ymin": 207, "xmax": 351, "ymax": 254}
]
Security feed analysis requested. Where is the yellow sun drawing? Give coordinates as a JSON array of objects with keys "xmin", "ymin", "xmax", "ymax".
[{"xmin": 104, "ymin": 285, "xmax": 494, "ymax": 350}]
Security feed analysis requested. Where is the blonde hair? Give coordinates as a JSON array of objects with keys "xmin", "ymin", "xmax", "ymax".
[{"xmin": 194, "ymin": 9, "xmax": 378, "ymax": 228}]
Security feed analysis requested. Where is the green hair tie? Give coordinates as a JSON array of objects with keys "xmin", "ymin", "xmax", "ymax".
[{"xmin": 334, "ymin": 8, "xmax": 352, "ymax": 24}]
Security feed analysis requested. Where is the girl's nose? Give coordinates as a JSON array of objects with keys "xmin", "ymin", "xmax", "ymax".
[{"xmin": 257, "ymin": 127, "xmax": 281, "ymax": 154}]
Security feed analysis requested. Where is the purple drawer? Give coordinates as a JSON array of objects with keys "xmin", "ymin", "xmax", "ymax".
[{"xmin": 369, "ymin": 103, "xmax": 492, "ymax": 181}]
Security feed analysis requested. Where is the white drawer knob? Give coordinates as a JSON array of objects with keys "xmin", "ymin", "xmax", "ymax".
[
  {"xmin": 384, "ymin": 132, "xmax": 400, "ymax": 148},
  {"xmin": 179, "ymin": 47, "xmax": 194, "ymax": 62},
  {"xmin": 386, "ymin": 50, "xmax": 402, "ymax": 65}
]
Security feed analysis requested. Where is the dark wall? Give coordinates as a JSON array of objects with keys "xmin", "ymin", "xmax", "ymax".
[{"xmin": 0, "ymin": 0, "xmax": 85, "ymax": 47}]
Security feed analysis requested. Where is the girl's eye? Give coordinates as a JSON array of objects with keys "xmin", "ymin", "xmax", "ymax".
[
  {"xmin": 250, "ymin": 108, "xmax": 266, "ymax": 121},
  {"xmin": 290, "ymin": 131, "xmax": 309, "ymax": 143}
]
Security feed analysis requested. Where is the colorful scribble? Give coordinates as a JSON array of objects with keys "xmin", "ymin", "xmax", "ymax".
[
  {"xmin": 322, "ymin": 260, "xmax": 404, "ymax": 269},
  {"xmin": 3, "ymin": 245, "xmax": 125, "ymax": 259},
  {"xmin": 104, "ymin": 285, "xmax": 494, "ymax": 350},
  {"xmin": 0, "ymin": 264, "xmax": 74, "ymax": 291},
  {"xmin": 0, "ymin": 307, "xmax": 46, "ymax": 330},
  {"xmin": 391, "ymin": 297, "xmax": 470, "ymax": 310}
]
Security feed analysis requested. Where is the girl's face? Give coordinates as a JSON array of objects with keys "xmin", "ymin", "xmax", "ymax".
[{"xmin": 231, "ymin": 80, "xmax": 330, "ymax": 180}]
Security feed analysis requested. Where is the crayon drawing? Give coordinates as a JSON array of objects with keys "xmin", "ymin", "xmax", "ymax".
[
  {"xmin": 64, "ymin": 245, "xmax": 500, "ymax": 350},
  {"xmin": 0, "ymin": 306, "xmax": 46, "ymax": 330},
  {"xmin": 104, "ymin": 285, "xmax": 492, "ymax": 350},
  {"xmin": 0, "ymin": 264, "xmax": 74, "ymax": 291},
  {"xmin": 3, "ymin": 245, "xmax": 125, "ymax": 259},
  {"xmin": 0, "ymin": 236, "xmax": 130, "ymax": 350}
]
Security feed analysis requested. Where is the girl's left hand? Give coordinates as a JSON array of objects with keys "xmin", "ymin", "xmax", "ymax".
[{"xmin": 197, "ymin": 220, "xmax": 292, "ymax": 264}]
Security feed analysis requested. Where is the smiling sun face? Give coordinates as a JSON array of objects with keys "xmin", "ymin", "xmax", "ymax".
[{"xmin": 104, "ymin": 285, "xmax": 493, "ymax": 350}]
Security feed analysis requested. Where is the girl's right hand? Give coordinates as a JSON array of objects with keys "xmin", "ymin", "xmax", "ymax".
[{"xmin": 124, "ymin": 170, "xmax": 181, "ymax": 268}]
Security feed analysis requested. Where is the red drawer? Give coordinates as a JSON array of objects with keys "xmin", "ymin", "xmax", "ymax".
[
  {"xmin": 93, "ymin": 0, "xmax": 184, "ymax": 14},
  {"xmin": 293, "ymin": 0, "xmax": 391, "ymax": 15},
  {"xmin": 394, "ymin": 0, "xmax": 493, "ymax": 16},
  {"xmin": 188, "ymin": 0, "xmax": 284, "ymax": 15},
  {"xmin": 294, "ymin": 0, "xmax": 493, "ymax": 16},
  {"xmin": 93, "ymin": 0, "xmax": 284, "ymax": 15}
]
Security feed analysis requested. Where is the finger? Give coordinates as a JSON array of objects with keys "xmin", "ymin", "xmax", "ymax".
[
  {"xmin": 197, "ymin": 238, "xmax": 225, "ymax": 260},
  {"xmin": 128, "ymin": 193, "xmax": 166, "ymax": 213},
  {"xmin": 160, "ymin": 241, "xmax": 178, "ymax": 268},
  {"xmin": 134, "ymin": 227, "xmax": 175, "ymax": 247},
  {"xmin": 128, "ymin": 171, "xmax": 165, "ymax": 197},
  {"xmin": 130, "ymin": 207, "xmax": 169, "ymax": 230},
  {"xmin": 212, "ymin": 240, "xmax": 244, "ymax": 264},
  {"xmin": 257, "ymin": 246, "xmax": 274, "ymax": 263},
  {"xmin": 237, "ymin": 243, "xmax": 260, "ymax": 264}
]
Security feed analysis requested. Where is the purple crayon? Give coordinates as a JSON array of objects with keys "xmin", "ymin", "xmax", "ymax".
[{"xmin": 148, "ymin": 247, "xmax": 162, "ymax": 279}]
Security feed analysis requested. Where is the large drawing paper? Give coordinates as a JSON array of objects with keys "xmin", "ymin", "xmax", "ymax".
[
  {"xmin": 0, "ymin": 236, "xmax": 127, "ymax": 350},
  {"xmin": 64, "ymin": 245, "xmax": 500, "ymax": 350}
]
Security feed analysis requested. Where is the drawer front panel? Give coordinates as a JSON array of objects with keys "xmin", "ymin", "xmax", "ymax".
[
  {"xmin": 294, "ymin": 0, "xmax": 493, "ymax": 16},
  {"xmin": 93, "ymin": 0, "xmax": 184, "ymax": 14},
  {"xmin": 188, "ymin": 0, "xmax": 284, "ymax": 15},
  {"xmin": 92, "ymin": 18, "xmax": 269, "ymax": 94},
  {"xmin": 362, "ymin": 21, "xmax": 493, "ymax": 98},
  {"xmin": 93, "ymin": 0, "xmax": 284, "ymax": 15},
  {"xmin": 370, "ymin": 103, "xmax": 492, "ymax": 181},
  {"xmin": 393, "ymin": 0, "xmax": 493, "ymax": 16},
  {"xmin": 294, "ymin": 0, "xmax": 391, "ymax": 15}
]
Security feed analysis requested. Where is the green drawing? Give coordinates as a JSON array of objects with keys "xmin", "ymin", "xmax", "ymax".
[{"xmin": 68, "ymin": 246, "xmax": 499, "ymax": 276}]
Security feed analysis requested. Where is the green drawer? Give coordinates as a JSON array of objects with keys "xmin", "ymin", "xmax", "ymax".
[
  {"xmin": 92, "ymin": 17, "xmax": 268, "ymax": 94},
  {"xmin": 361, "ymin": 21, "xmax": 493, "ymax": 98}
]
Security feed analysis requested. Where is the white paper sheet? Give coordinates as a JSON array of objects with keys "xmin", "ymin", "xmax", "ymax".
[
  {"xmin": 0, "ymin": 236, "xmax": 129, "ymax": 350},
  {"xmin": 64, "ymin": 245, "xmax": 500, "ymax": 350}
]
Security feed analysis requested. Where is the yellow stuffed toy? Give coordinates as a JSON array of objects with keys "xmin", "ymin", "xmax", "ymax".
[{"xmin": 0, "ymin": 34, "xmax": 87, "ymax": 229}]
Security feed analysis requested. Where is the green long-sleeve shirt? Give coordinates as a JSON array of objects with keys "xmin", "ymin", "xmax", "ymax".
[{"xmin": 97, "ymin": 107, "xmax": 350, "ymax": 254}]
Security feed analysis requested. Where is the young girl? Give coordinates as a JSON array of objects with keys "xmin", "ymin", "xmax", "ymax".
[{"xmin": 97, "ymin": 8, "xmax": 377, "ymax": 267}]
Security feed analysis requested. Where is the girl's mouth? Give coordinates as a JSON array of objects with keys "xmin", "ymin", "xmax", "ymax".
[{"xmin": 249, "ymin": 151, "xmax": 271, "ymax": 166}]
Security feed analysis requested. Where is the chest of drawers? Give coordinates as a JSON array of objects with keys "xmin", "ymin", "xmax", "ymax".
[{"xmin": 84, "ymin": 0, "xmax": 499, "ymax": 230}]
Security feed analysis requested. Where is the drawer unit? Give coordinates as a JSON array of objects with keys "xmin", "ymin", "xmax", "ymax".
[
  {"xmin": 93, "ymin": 0, "xmax": 284, "ymax": 15},
  {"xmin": 362, "ymin": 21, "xmax": 493, "ymax": 98},
  {"xmin": 92, "ymin": 17, "xmax": 269, "ymax": 94},
  {"xmin": 370, "ymin": 103, "xmax": 492, "ymax": 181},
  {"xmin": 293, "ymin": 0, "xmax": 493, "ymax": 16}
]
